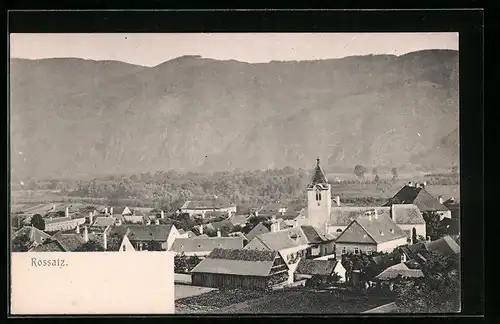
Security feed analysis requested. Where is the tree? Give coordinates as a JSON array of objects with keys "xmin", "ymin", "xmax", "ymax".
[
  {"xmin": 12, "ymin": 234, "xmax": 31, "ymax": 252},
  {"xmin": 174, "ymin": 254, "xmax": 189, "ymax": 273},
  {"xmin": 146, "ymin": 240, "xmax": 164, "ymax": 251},
  {"xmin": 75, "ymin": 240, "xmax": 104, "ymax": 252},
  {"xmin": 30, "ymin": 214, "xmax": 45, "ymax": 231},
  {"xmin": 391, "ymin": 167, "xmax": 398, "ymax": 183},
  {"xmin": 354, "ymin": 165, "xmax": 366, "ymax": 182},
  {"xmin": 106, "ymin": 233, "xmax": 123, "ymax": 251},
  {"xmin": 395, "ymin": 252, "xmax": 460, "ymax": 313},
  {"xmin": 422, "ymin": 211, "xmax": 442, "ymax": 238}
]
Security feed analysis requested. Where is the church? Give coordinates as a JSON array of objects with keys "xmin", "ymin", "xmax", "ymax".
[{"xmin": 303, "ymin": 158, "xmax": 426, "ymax": 248}]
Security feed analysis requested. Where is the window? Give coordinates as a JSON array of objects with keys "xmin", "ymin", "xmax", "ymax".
[
  {"xmin": 123, "ymin": 245, "xmax": 126, "ymax": 251},
  {"xmin": 316, "ymin": 190, "xmax": 322, "ymax": 201},
  {"xmin": 354, "ymin": 247, "xmax": 360, "ymax": 255},
  {"xmin": 336, "ymin": 228, "xmax": 343, "ymax": 233},
  {"xmin": 341, "ymin": 247, "xmax": 346, "ymax": 255}
]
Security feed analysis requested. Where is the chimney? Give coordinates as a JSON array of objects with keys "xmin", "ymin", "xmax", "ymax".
[
  {"xmin": 155, "ymin": 219, "xmax": 160, "ymax": 225},
  {"xmin": 103, "ymin": 232, "xmax": 107, "ymax": 250},
  {"xmin": 105, "ymin": 207, "xmax": 108, "ymax": 215},
  {"xmin": 335, "ymin": 196, "xmax": 340, "ymax": 207},
  {"xmin": 146, "ymin": 219, "xmax": 151, "ymax": 225},
  {"xmin": 199, "ymin": 225, "xmax": 204, "ymax": 235},
  {"xmin": 161, "ymin": 210, "xmax": 165, "ymax": 219},
  {"xmin": 427, "ymin": 236, "xmax": 431, "ymax": 242},
  {"xmin": 217, "ymin": 229, "xmax": 221, "ymax": 237},
  {"xmin": 438, "ymin": 196, "xmax": 443, "ymax": 204},
  {"xmin": 65, "ymin": 206, "xmax": 69, "ymax": 217},
  {"xmin": 76, "ymin": 225, "xmax": 80, "ymax": 234},
  {"xmin": 83, "ymin": 226, "xmax": 89, "ymax": 242},
  {"xmin": 276, "ymin": 220, "xmax": 281, "ymax": 231},
  {"xmin": 52, "ymin": 204, "xmax": 56, "ymax": 211},
  {"xmin": 423, "ymin": 181, "xmax": 427, "ymax": 188},
  {"xmin": 89, "ymin": 212, "xmax": 94, "ymax": 225},
  {"xmin": 255, "ymin": 210, "xmax": 259, "ymax": 217},
  {"xmin": 373, "ymin": 209, "xmax": 378, "ymax": 219},
  {"xmin": 416, "ymin": 183, "xmax": 421, "ymax": 188},
  {"xmin": 110, "ymin": 207, "xmax": 114, "ymax": 215}
]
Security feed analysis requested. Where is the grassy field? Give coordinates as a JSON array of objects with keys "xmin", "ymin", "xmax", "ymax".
[
  {"xmin": 175, "ymin": 288, "xmax": 395, "ymax": 314},
  {"xmin": 175, "ymin": 284, "xmax": 216, "ymax": 301}
]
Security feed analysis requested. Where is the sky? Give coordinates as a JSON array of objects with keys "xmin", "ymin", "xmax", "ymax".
[{"xmin": 10, "ymin": 33, "xmax": 458, "ymax": 67}]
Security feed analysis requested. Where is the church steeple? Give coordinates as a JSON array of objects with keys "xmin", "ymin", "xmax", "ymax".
[{"xmin": 309, "ymin": 157, "xmax": 328, "ymax": 187}]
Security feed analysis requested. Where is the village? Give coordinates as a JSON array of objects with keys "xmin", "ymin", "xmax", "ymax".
[{"xmin": 10, "ymin": 158, "xmax": 460, "ymax": 313}]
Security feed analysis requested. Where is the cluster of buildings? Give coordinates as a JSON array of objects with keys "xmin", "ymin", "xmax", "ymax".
[{"xmin": 11, "ymin": 158, "xmax": 459, "ymax": 292}]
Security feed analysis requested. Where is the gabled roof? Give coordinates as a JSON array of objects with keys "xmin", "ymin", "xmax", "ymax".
[
  {"xmin": 295, "ymin": 259, "xmax": 339, "ymax": 276},
  {"xmin": 425, "ymin": 236, "xmax": 460, "ymax": 255},
  {"xmin": 170, "ymin": 237, "xmax": 244, "ymax": 253},
  {"xmin": 52, "ymin": 232, "xmax": 86, "ymax": 251},
  {"xmin": 110, "ymin": 224, "xmax": 174, "ymax": 242},
  {"xmin": 383, "ymin": 186, "xmax": 449, "ymax": 212},
  {"xmin": 375, "ymin": 262, "xmax": 424, "ymax": 280},
  {"xmin": 308, "ymin": 158, "xmax": 329, "ymax": 188},
  {"xmin": 336, "ymin": 214, "xmax": 407, "ymax": 245},
  {"xmin": 209, "ymin": 219, "xmax": 234, "ymax": 231},
  {"xmin": 13, "ymin": 226, "xmax": 51, "ymax": 245},
  {"xmin": 259, "ymin": 202, "xmax": 287, "ymax": 213},
  {"xmin": 29, "ymin": 240, "xmax": 66, "ymax": 252},
  {"xmin": 191, "ymin": 248, "xmax": 285, "ymax": 277},
  {"xmin": 245, "ymin": 223, "xmax": 270, "ymax": 242},
  {"xmin": 229, "ymin": 215, "xmax": 249, "ymax": 226},
  {"xmin": 391, "ymin": 204, "xmax": 426, "ymax": 225},
  {"xmin": 300, "ymin": 225, "xmax": 335, "ymax": 243},
  {"xmin": 247, "ymin": 227, "xmax": 310, "ymax": 251},
  {"xmin": 92, "ymin": 216, "xmax": 116, "ymax": 227},
  {"xmin": 329, "ymin": 207, "xmax": 392, "ymax": 226}
]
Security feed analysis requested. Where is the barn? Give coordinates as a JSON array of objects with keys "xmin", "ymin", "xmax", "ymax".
[{"xmin": 191, "ymin": 248, "xmax": 289, "ymax": 291}]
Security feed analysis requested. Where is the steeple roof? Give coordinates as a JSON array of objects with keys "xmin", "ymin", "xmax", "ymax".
[{"xmin": 309, "ymin": 158, "xmax": 328, "ymax": 186}]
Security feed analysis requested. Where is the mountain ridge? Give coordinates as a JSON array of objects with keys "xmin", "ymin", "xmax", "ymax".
[{"xmin": 10, "ymin": 49, "xmax": 459, "ymax": 179}]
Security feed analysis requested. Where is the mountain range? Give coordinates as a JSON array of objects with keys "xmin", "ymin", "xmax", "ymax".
[{"xmin": 10, "ymin": 49, "xmax": 459, "ymax": 179}]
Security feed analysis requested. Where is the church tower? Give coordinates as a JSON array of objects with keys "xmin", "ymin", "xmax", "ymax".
[{"xmin": 307, "ymin": 158, "xmax": 332, "ymax": 230}]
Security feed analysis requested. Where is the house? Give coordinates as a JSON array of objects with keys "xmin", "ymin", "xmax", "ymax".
[
  {"xmin": 169, "ymin": 237, "xmax": 244, "ymax": 257},
  {"xmin": 12, "ymin": 226, "xmax": 52, "ymax": 250},
  {"xmin": 180, "ymin": 200, "xmax": 237, "ymax": 218},
  {"xmin": 118, "ymin": 233, "xmax": 136, "ymax": 252},
  {"xmin": 29, "ymin": 240, "xmax": 67, "ymax": 252},
  {"xmin": 375, "ymin": 262, "xmax": 424, "ymax": 281},
  {"xmin": 51, "ymin": 231, "xmax": 87, "ymax": 251},
  {"xmin": 425, "ymin": 235, "xmax": 460, "ymax": 256},
  {"xmin": 383, "ymin": 183, "xmax": 451, "ymax": 219},
  {"xmin": 177, "ymin": 229, "xmax": 196, "ymax": 239},
  {"xmin": 191, "ymin": 248, "xmax": 289, "ymax": 291},
  {"xmin": 389, "ymin": 204, "xmax": 427, "ymax": 244},
  {"xmin": 110, "ymin": 224, "xmax": 179, "ymax": 251},
  {"xmin": 109, "ymin": 206, "xmax": 133, "ymax": 216},
  {"xmin": 258, "ymin": 202, "xmax": 288, "ymax": 215},
  {"xmin": 91, "ymin": 216, "xmax": 117, "ymax": 228},
  {"xmin": 397, "ymin": 235, "xmax": 460, "ymax": 264},
  {"xmin": 243, "ymin": 225, "xmax": 335, "ymax": 281},
  {"xmin": 294, "ymin": 258, "xmax": 347, "ymax": 283},
  {"xmin": 43, "ymin": 207, "xmax": 87, "ymax": 232},
  {"xmin": 228, "ymin": 214, "xmax": 249, "ymax": 227},
  {"xmin": 244, "ymin": 223, "xmax": 270, "ymax": 242},
  {"xmin": 335, "ymin": 211, "xmax": 408, "ymax": 256}
]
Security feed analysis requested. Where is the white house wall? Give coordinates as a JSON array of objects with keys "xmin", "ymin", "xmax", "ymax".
[
  {"xmin": 397, "ymin": 224, "xmax": 426, "ymax": 240},
  {"xmin": 376, "ymin": 237, "xmax": 409, "ymax": 253}
]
